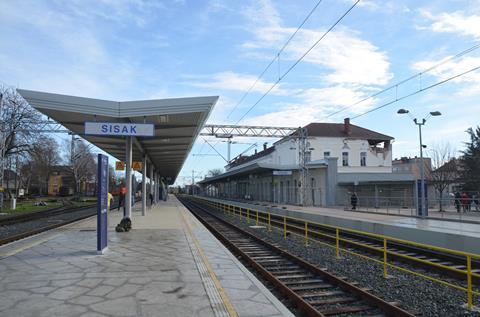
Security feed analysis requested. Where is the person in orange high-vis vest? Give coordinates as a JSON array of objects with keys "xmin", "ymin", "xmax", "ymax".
[{"xmin": 118, "ymin": 186, "xmax": 126, "ymax": 212}]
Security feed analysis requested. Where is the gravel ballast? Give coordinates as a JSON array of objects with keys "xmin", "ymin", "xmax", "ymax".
[
  {"xmin": 211, "ymin": 208, "xmax": 480, "ymax": 317},
  {"xmin": 0, "ymin": 207, "xmax": 97, "ymax": 240}
]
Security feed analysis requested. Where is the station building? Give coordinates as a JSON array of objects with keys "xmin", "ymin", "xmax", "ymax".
[{"xmin": 199, "ymin": 119, "xmax": 417, "ymax": 207}]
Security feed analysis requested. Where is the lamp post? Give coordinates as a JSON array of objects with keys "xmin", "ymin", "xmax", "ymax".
[{"xmin": 397, "ymin": 109, "xmax": 441, "ymax": 217}]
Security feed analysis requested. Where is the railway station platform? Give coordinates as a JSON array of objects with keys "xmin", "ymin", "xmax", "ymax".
[
  {"xmin": 0, "ymin": 195, "xmax": 293, "ymax": 317},
  {"xmin": 199, "ymin": 196, "xmax": 480, "ymax": 255}
]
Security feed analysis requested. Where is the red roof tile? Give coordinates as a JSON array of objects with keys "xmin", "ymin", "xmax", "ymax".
[{"xmin": 302, "ymin": 122, "xmax": 393, "ymax": 141}]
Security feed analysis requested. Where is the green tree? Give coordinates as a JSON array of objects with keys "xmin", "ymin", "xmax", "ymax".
[{"xmin": 460, "ymin": 127, "xmax": 480, "ymax": 192}]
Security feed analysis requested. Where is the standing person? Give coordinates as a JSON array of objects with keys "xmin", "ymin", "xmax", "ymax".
[
  {"xmin": 118, "ymin": 185, "xmax": 126, "ymax": 213},
  {"xmin": 107, "ymin": 192, "xmax": 114, "ymax": 210},
  {"xmin": 454, "ymin": 192, "xmax": 461, "ymax": 213},
  {"xmin": 461, "ymin": 192, "xmax": 469, "ymax": 212},
  {"xmin": 350, "ymin": 192, "xmax": 358, "ymax": 211},
  {"xmin": 149, "ymin": 193, "xmax": 154, "ymax": 206},
  {"xmin": 117, "ymin": 192, "xmax": 124, "ymax": 211}
]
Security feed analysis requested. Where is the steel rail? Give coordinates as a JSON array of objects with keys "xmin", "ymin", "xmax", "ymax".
[
  {"xmin": 180, "ymin": 196, "xmax": 414, "ymax": 317},
  {"xmin": 0, "ymin": 211, "xmax": 96, "ymax": 246},
  {"xmin": 260, "ymin": 211, "xmax": 480, "ymax": 282},
  {"xmin": 210, "ymin": 198, "xmax": 480, "ymax": 283},
  {"xmin": 0, "ymin": 203, "xmax": 96, "ymax": 226}
]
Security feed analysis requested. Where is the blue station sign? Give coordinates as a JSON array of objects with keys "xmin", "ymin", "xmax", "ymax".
[
  {"xmin": 85, "ymin": 122, "xmax": 155, "ymax": 137},
  {"xmin": 97, "ymin": 154, "xmax": 109, "ymax": 254}
]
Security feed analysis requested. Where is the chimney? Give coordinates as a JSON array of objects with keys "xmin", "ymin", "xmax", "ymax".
[
  {"xmin": 263, "ymin": 142, "xmax": 268, "ymax": 151},
  {"xmin": 344, "ymin": 118, "xmax": 351, "ymax": 135},
  {"xmin": 254, "ymin": 149, "xmax": 257, "ymax": 154}
]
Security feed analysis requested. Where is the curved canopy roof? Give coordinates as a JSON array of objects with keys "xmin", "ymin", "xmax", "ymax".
[{"xmin": 17, "ymin": 89, "xmax": 218, "ymax": 184}]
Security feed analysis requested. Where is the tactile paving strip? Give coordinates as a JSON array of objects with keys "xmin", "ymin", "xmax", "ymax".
[{"xmin": 181, "ymin": 210, "xmax": 238, "ymax": 317}]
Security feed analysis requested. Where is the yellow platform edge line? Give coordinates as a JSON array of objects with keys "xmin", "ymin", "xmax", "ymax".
[{"xmin": 180, "ymin": 209, "xmax": 239, "ymax": 317}]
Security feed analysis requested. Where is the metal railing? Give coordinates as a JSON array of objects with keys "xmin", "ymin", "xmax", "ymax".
[
  {"xmin": 193, "ymin": 196, "xmax": 480, "ymax": 310},
  {"xmin": 344, "ymin": 194, "xmax": 480, "ymax": 219}
]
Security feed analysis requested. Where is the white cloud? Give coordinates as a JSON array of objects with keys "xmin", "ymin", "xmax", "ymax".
[
  {"xmin": 242, "ymin": 0, "xmax": 281, "ymax": 30},
  {"xmin": 0, "ymin": 1, "xmax": 154, "ymax": 99},
  {"xmin": 233, "ymin": 0, "xmax": 391, "ymax": 125},
  {"xmin": 241, "ymin": 1, "xmax": 392, "ymax": 87},
  {"xmin": 207, "ymin": 97, "xmax": 238, "ymax": 124},
  {"xmin": 301, "ymin": 85, "xmax": 375, "ymax": 114},
  {"xmin": 243, "ymin": 26, "xmax": 392, "ymax": 86},
  {"xmin": 185, "ymin": 71, "xmax": 291, "ymax": 96},
  {"xmin": 419, "ymin": 10, "xmax": 480, "ymax": 40},
  {"xmin": 412, "ymin": 56, "xmax": 480, "ymax": 96},
  {"xmin": 241, "ymin": 84, "xmax": 375, "ymax": 127},
  {"xmin": 241, "ymin": 104, "xmax": 318, "ymax": 127},
  {"xmin": 355, "ymin": 0, "xmax": 410, "ymax": 13}
]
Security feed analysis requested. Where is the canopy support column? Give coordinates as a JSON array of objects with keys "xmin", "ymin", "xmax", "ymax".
[
  {"xmin": 150, "ymin": 166, "xmax": 154, "ymax": 208},
  {"xmin": 155, "ymin": 173, "xmax": 159, "ymax": 203},
  {"xmin": 141, "ymin": 156, "xmax": 147, "ymax": 216},
  {"xmin": 125, "ymin": 136, "xmax": 133, "ymax": 220},
  {"xmin": 115, "ymin": 136, "xmax": 133, "ymax": 232}
]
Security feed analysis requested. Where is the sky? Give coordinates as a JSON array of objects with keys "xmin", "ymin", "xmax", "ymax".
[{"xmin": 1, "ymin": 0, "xmax": 480, "ymax": 186}]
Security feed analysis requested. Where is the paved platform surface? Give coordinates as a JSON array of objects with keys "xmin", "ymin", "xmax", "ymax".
[
  {"xmin": 0, "ymin": 196, "xmax": 293, "ymax": 317},
  {"xmin": 268, "ymin": 202, "xmax": 480, "ymax": 239},
  {"xmin": 202, "ymin": 196, "xmax": 480, "ymax": 254}
]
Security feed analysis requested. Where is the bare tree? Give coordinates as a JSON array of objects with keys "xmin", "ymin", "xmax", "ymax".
[
  {"xmin": 63, "ymin": 138, "xmax": 96, "ymax": 196},
  {"xmin": 430, "ymin": 142, "xmax": 458, "ymax": 211},
  {"xmin": 29, "ymin": 136, "xmax": 61, "ymax": 195},
  {"xmin": 1, "ymin": 86, "xmax": 43, "ymax": 207},
  {"xmin": 206, "ymin": 168, "xmax": 223, "ymax": 178},
  {"xmin": 0, "ymin": 86, "xmax": 42, "ymax": 157}
]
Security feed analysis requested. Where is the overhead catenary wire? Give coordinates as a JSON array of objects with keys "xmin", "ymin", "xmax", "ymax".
[
  {"xmin": 327, "ymin": 41, "xmax": 480, "ymax": 118},
  {"xmin": 193, "ymin": 0, "xmax": 334, "ymax": 169},
  {"xmin": 188, "ymin": 0, "xmax": 359, "ymax": 180},
  {"xmin": 235, "ymin": 0, "xmax": 361, "ymax": 124},
  {"xmin": 226, "ymin": 0, "xmax": 325, "ymax": 120},
  {"xmin": 202, "ymin": 138, "xmax": 228, "ymax": 163},
  {"xmin": 351, "ymin": 64, "xmax": 480, "ymax": 119}
]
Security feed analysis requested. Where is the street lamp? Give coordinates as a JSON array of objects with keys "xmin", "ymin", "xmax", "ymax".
[{"xmin": 397, "ymin": 108, "xmax": 442, "ymax": 217}]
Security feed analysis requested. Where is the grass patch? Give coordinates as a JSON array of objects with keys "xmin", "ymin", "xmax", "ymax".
[
  {"xmin": 2, "ymin": 201, "xmax": 63, "ymax": 214},
  {"xmin": 1, "ymin": 196, "xmax": 97, "ymax": 215}
]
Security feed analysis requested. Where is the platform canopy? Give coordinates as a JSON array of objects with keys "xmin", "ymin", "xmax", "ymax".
[{"xmin": 17, "ymin": 89, "xmax": 218, "ymax": 184}]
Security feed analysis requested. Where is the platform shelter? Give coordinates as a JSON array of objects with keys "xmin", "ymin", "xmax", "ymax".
[{"xmin": 17, "ymin": 89, "xmax": 217, "ymax": 224}]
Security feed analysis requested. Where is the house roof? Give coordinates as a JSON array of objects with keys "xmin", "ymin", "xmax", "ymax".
[
  {"xmin": 228, "ymin": 146, "xmax": 275, "ymax": 169},
  {"xmin": 302, "ymin": 122, "xmax": 393, "ymax": 141},
  {"xmin": 433, "ymin": 158, "xmax": 460, "ymax": 173},
  {"xmin": 199, "ymin": 162, "xmax": 298, "ymax": 184}
]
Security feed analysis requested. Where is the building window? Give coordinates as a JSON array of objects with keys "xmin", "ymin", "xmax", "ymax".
[
  {"xmin": 360, "ymin": 152, "xmax": 367, "ymax": 166},
  {"xmin": 342, "ymin": 152, "xmax": 349, "ymax": 166},
  {"xmin": 305, "ymin": 151, "xmax": 311, "ymax": 162},
  {"xmin": 323, "ymin": 151, "xmax": 330, "ymax": 159}
]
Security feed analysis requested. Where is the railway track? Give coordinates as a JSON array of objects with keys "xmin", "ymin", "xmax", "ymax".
[
  {"xmin": 261, "ymin": 209, "xmax": 480, "ymax": 284},
  {"xmin": 180, "ymin": 196, "xmax": 414, "ymax": 317},
  {"xmin": 0, "ymin": 205, "xmax": 97, "ymax": 246},
  {"xmin": 209, "ymin": 199, "xmax": 480, "ymax": 284},
  {"xmin": 0, "ymin": 198, "xmax": 143, "ymax": 246},
  {"xmin": 0, "ymin": 203, "xmax": 96, "ymax": 226}
]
